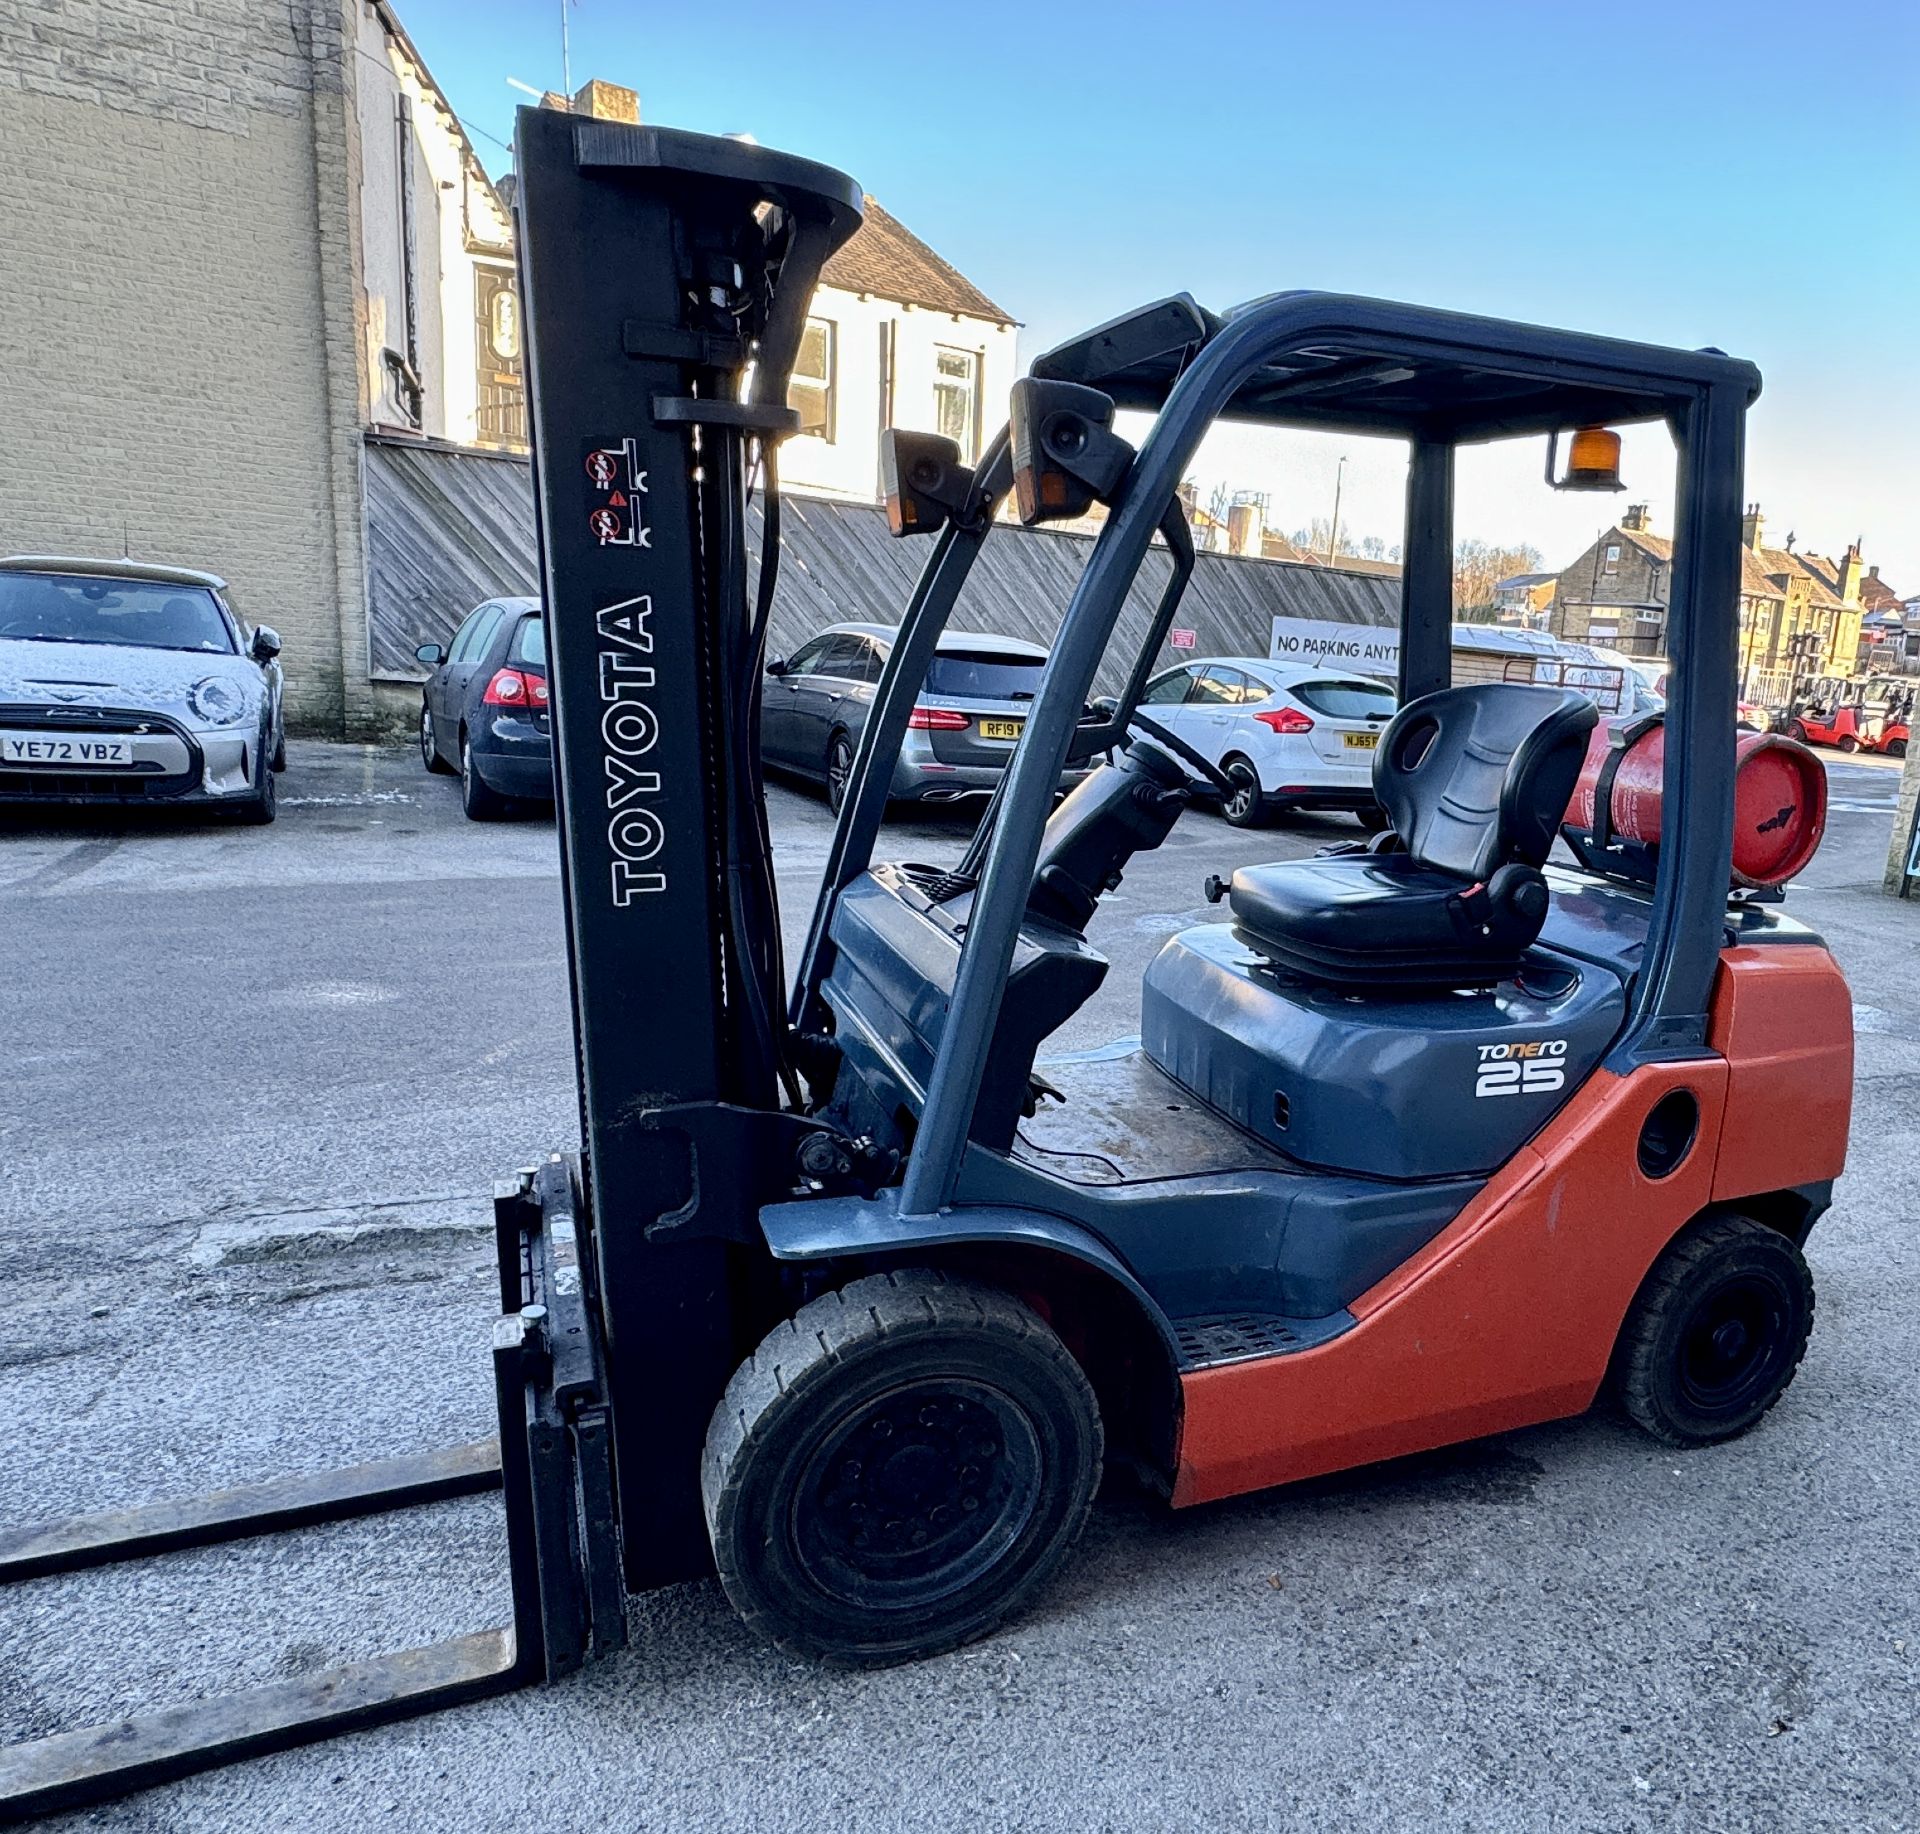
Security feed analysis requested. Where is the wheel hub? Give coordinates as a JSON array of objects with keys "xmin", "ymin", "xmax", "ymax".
[
  {"xmin": 796, "ymin": 1381, "xmax": 1036, "ymax": 1605},
  {"xmin": 1679, "ymin": 1274, "xmax": 1788, "ymax": 1415}
]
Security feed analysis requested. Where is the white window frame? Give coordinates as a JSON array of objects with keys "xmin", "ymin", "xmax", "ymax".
[
  {"xmin": 789, "ymin": 317, "xmax": 836, "ymax": 443},
  {"xmin": 1603, "ymin": 543, "xmax": 1621, "ymax": 575},
  {"xmin": 933, "ymin": 345, "xmax": 982, "ymax": 463}
]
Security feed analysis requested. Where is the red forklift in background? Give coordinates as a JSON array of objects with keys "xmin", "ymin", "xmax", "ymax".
[{"xmin": 0, "ymin": 114, "xmax": 1854, "ymax": 1820}]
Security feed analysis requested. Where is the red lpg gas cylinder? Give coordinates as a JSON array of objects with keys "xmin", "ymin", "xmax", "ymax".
[{"xmin": 1564, "ymin": 719, "xmax": 1827, "ymax": 889}]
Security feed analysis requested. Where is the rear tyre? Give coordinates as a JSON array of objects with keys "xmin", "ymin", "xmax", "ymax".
[
  {"xmin": 1219, "ymin": 755, "xmax": 1268, "ymax": 829},
  {"xmin": 270, "ymin": 730, "xmax": 287, "ymax": 773},
  {"xmin": 421, "ymin": 702, "xmax": 454, "ymax": 774},
  {"xmin": 1355, "ymin": 804, "xmax": 1392, "ymax": 833},
  {"xmin": 825, "ymin": 730, "xmax": 855, "ymax": 816},
  {"xmin": 460, "ymin": 733, "xmax": 511, "ymax": 821},
  {"xmin": 1612, "ymin": 1214, "xmax": 1814, "ymax": 1448},
  {"xmin": 703, "ymin": 1270, "xmax": 1103, "ymax": 1665},
  {"xmin": 1888, "ymin": 738, "xmax": 1908, "ymax": 758},
  {"xmin": 1838, "ymin": 733, "xmax": 1860, "ymax": 754}
]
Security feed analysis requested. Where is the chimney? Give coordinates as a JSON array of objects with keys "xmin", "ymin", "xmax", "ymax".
[
  {"xmin": 572, "ymin": 78, "xmax": 640, "ymax": 121},
  {"xmin": 1740, "ymin": 504, "xmax": 1765, "ymax": 551},
  {"xmin": 543, "ymin": 78, "xmax": 642, "ymax": 122},
  {"xmin": 1226, "ymin": 498, "xmax": 1264, "ymax": 558},
  {"xmin": 1176, "ymin": 480, "xmax": 1199, "ymax": 521},
  {"xmin": 1621, "ymin": 503, "xmax": 1651, "ymax": 532},
  {"xmin": 1838, "ymin": 539, "xmax": 1864, "ymax": 606}
]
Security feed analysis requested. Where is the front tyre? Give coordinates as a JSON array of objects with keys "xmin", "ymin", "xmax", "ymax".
[
  {"xmin": 421, "ymin": 702, "xmax": 454, "ymax": 774},
  {"xmin": 1612, "ymin": 1214, "xmax": 1814, "ymax": 1448},
  {"xmin": 703, "ymin": 1270, "xmax": 1102, "ymax": 1665},
  {"xmin": 239, "ymin": 734, "xmax": 276, "ymax": 824}
]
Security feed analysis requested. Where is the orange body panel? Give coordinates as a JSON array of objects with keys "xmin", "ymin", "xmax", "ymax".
[
  {"xmin": 1707, "ymin": 946, "xmax": 1852, "ymax": 1202},
  {"xmin": 1171, "ymin": 945, "xmax": 1853, "ymax": 1509}
]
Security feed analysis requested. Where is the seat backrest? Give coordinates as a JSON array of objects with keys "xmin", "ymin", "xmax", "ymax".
[{"xmin": 1373, "ymin": 683, "xmax": 1598, "ymax": 882}]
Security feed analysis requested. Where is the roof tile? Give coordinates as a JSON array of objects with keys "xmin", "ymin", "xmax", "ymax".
[{"xmin": 821, "ymin": 197, "xmax": 1013, "ymax": 324}]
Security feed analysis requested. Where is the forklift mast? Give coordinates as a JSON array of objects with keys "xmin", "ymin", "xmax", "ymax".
[{"xmin": 513, "ymin": 110, "xmax": 861, "ymax": 1583}]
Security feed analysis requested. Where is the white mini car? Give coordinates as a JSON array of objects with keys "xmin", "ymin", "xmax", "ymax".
[
  {"xmin": 0, "ymin": 556, "xmax": 285, "ymax": 822},
  {"xmin": 1138, "ymin": 656, "xmax": 1396, "ymax": 828}
]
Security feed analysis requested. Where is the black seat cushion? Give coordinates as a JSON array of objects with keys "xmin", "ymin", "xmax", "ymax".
[
  {"xmin": 1229, "ymin": 853, "xmax": 1549, "ymax": 985},
  {"xmin": 1228, "ymin": 684, "xmax": 1598, "ymax": 986}
]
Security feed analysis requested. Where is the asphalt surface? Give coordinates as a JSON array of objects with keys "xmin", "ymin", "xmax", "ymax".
[{"xmin": 2, "ymin": 740, "xmax": 1918, "ymax": 1833}]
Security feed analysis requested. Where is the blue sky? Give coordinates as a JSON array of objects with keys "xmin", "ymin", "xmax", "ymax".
[{"xmin": 408, "ymin": 0, "xmax": 1920, "ymax": 584}]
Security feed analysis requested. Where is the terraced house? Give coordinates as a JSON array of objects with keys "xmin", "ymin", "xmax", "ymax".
[{"xmin": 1549, "ymin": 503, "xmax": 1869, "ymax": 685}]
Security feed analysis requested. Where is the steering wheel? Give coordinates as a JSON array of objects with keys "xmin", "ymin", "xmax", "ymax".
[{"xmin": 1125, "ymin": 710, "xmax": 1235, "ymax": 798}]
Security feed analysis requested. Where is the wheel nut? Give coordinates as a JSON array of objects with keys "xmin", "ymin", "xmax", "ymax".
[{"xmin": 961, "ymin": 1495, "xmax": 980, "ymax": 1512}]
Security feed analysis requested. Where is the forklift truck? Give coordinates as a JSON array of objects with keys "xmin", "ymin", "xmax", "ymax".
[{"xmin": 0, "ymin": 115, "xmax": 1853, "ymax": 1817}]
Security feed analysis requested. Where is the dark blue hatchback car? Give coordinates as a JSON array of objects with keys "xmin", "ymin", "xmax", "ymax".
[{"xmin": 415, "ymin": 596, "xmax": 550, "ymax": 819}]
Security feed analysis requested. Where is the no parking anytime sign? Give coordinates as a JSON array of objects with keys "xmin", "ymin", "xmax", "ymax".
[{"xmin": 1269, "ymin": 617, "xmax": 1399, "ymax": 679}]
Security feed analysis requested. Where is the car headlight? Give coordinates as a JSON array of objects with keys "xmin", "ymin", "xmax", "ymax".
[{"xmin": 189, "ymin": 676, "xmax": 251, "ymax": 726}]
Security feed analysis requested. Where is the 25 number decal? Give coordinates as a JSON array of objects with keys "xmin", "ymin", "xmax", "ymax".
[{"xmin": 1474, "ymin": 1038, "xmax": 1569, "ymax": 1098}]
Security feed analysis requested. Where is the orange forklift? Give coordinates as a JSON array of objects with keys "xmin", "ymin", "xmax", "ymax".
[{"xmin": 0, "ymin": 115, "xmax": 1853, "ymax": 1819}]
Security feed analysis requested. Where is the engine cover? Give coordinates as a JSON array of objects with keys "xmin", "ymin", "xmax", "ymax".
[{"xmin": 1141, "ymin": 923, "xmax": 1627, "ymax": 1180}]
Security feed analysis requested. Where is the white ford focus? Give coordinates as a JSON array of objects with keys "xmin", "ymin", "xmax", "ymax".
[{"xmin": 1137, "ymin": 657, "xmax": 1396, "ymax": 829}]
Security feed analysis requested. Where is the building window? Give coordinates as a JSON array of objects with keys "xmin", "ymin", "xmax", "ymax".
[
  {"xmin": 790, "ymin": 318, "xmax": 836, "ymax": 441},
  {"xmin": 1603, "ymin": 543, "xmax": 1621, "ymax": 575},
  {"xmin": 934, "ymin": 346, "xmax": 981, "ymax": 461},
  {"xmin": 473, "ymin": 266, "xmax": 526, "ymax": 448}
]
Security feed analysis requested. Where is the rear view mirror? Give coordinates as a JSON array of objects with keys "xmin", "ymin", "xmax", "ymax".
[
  {"xmin": 766, "ymin": 656, "xmax": 789, "ymax": 677},
  {"xmin": 880, "ymin": 430, "xmax": 977, "ymax": 537},
  {"xmin": 251, "ymin": 625, "xmax": 282, "ymax": 663},
  {"xmin": 1009, "ymin": 378, "xmax": 1133, "ymax": 526},
  {"xmin": 415, "ymin": 642, "xmax": 445, "ymax": 667}
]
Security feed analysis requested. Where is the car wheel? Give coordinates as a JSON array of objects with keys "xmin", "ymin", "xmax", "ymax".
[
  {"xmin": 703, "ymin": 1270, "xmax": 1102, "ymax": 1665},
  {"xmin": 1612, "ymin": 1214, "xmax": 1814, "ymax": 1448},
  {"xmin": 461, "ymin": 733, "xmax": 511, "ymax": 821},
  {"xmin": 270, "ymin": 730, "xmax": 287, "ymax": 773},
  {"xmin": 239, "ymin": 743, "xmax": 277, "ymax": 825},
  {"xmin": 1838, "ymin": 733, "xmax": 1860, "ymax": 754},
  {"xmin": 1356, "ymin": 804, "xmax": 1391, "ymax": 833},
  {"xmin": 1219, "ymin": 755, "xmax": 1268, "ymax": 828},
  {"xmin": 421, "ymin": 702, "xmax": 454, "ymax": 775},
  {"xmin": 825, "ymin": 730, "xmax": 855, "ymax": 816},
  {"xmin": 1888, "ymin": 738, "xmax": 1908, "ymax": 758},
  {"xmin": 1788, "ymin": 719, "xmax": 1810, "ymax": 743}
]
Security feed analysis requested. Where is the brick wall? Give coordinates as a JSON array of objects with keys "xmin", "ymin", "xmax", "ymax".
[{"xmin": 0, "ymin": 0, "xmax": 374, "ymax": 733}]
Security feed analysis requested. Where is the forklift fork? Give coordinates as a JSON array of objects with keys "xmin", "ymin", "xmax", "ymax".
[{"xmin": 0, "ymin": 1162, "xmax": 619, "ymax": 1825}]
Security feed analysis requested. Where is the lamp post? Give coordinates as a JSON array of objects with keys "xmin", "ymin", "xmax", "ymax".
[{"xmin": 1325, "ymin": 455, "xmax": 1348, "ymax": 564}]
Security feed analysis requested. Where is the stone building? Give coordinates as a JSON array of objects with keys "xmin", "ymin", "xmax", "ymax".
[
  {"xmin": 0, "ymin": 0, "xmax": 526, "ymax": 734},
  {"xmin": 1549, "ymin": 502, "xmax": 1869, "ymax": 682},
  {"xmin": 2, "ymin": 0, "xmax": 374, "ymax": 731},
  {"xmin": 1, "ymin": 1, "xmax": 1020, "ymax": 734}
]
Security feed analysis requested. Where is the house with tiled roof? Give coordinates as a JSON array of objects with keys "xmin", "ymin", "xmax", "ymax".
[
  {"xmin": 1549, "ymin": 502, "xmax": 1874, "ymax": 683},
  {"xmin": 781, "ymin": 195, "xmax": 1019, "ymax": 503}
]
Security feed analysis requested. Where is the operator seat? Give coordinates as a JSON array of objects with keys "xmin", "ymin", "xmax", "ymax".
[{"xmin": 1227, "ymin": 683, "xmax": 1598, "ymax": 986}]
